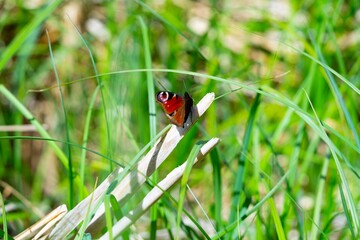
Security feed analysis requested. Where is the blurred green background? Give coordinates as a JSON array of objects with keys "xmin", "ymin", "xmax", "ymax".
[{"xmin": 0, "ymin": 0, "xmax": 359, "ymax": 239}]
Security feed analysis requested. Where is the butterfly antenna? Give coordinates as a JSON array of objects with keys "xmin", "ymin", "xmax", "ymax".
[
  {"xmin": 182, "ymin": 78, "xmax": 187, "ymax": 92},
  {"xmin": 182, "ymin": 77, "xmax": 192, "ymax": 93},
  {"xmin": 214, "ymin": 70, "xmax": 290, "ymax": 100},
  {"xmin": 155, "ymin": 79, "xmax": 169, "ymax": 91},
  {"xmin": 215, "ymin": 87, "xmax": 243, "ymax": 100}
]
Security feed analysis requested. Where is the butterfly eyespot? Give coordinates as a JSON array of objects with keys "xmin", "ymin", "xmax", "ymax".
[
  {"xmin": 156, "ymin": 91, "xmax": 193, "ymax": 127},
  {"xmin": 157, "ymin": 91, "xmax": 175, "ymax": 103}
]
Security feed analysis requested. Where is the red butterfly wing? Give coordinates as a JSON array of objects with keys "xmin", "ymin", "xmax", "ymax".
[{"xmin": 156, "ymin": 91, "xmax": 193, "ymax": 127}]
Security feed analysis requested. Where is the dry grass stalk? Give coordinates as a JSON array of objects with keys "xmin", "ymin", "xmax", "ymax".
[
  {"xmin": 14, "ymin": 205, "xmax": 67, "ymax": 240},
  {"xmin": 99, "ymin": 137, "xmax": 220, "ymax": 239},
  {"xmin": 47, "ymin": 92, "xmax": 215, "ymax": 239}
]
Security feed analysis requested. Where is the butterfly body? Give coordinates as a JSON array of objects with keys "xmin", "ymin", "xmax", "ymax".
[{"xmin": 156, "ymin": 91, "xmax": 193, "ymax": 127}]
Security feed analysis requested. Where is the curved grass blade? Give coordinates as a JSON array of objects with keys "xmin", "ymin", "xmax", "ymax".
[
  {"xmin": 0, "ymin": 85, "xmax": 69, "ymax": 169},
  {"xmin": 310, "ymin": 32, "xmax": 360, "ymax": 148},
  {"xmin": 304, "ymin": 90, "xmax": 359, "ymax": 237},
  {"xmin": 27, "ymin": 68, "xmax": 360, "ymax": 173},
  {"xmin": 67, "ymin": 15, "xmax": 113, "ymax": 172},
  {"xmin": 228, "ymin": 92, "xmax": 261, "ymax": 231},
  {"xmin": 47, "ymin": 30, "xmax": 74, "ymax": 208}
]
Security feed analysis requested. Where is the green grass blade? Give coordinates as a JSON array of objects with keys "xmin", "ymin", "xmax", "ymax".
[
  {"xmin": 304, "ymin": 90, "xmax": 360, "ymax": 237},
  {"xmin": 327, "ymin": 25, "xmax": 346, "ymax": 75},
  {"xmin": 109, "ymin": 195, "xmax": 130, "ymax": 240},
  {"xmin": 31, "ymin": 68, "xmax": 360, "ymax": 158},
  {"xmin": 310, "ymin": 151, "xmax": 330, "ymax": 239},
  {"xmin": 258, "ymin": 119, "xmax": 306, "ymax": 238},
  {"xmin": 210, "ymin": 148, "xmax": 222, "ymax": 230},
  {"xmin": 0, "ymin": 0, "xmax": 63, "ymax": 71},
  {"xmin": 214, "ymin": 170, "xmax": 291, "ymax": 239},
  {"xmin": 135, "ymin": 0, "xmax": 205, "ymax": 60},
  {"xmin": 49, "ymin": 125, "xmax": 171, "ymax": 238},
  {"xmin": 104, "ymin": 194, "xmax": 113, "ymax": 240},
  {"xmin": 267, "ymin": 196, "xmax": 286, "ymax": 240},
  {"xmin": 159, "ymin": 206, "xmax": 175, "ymax": 240},
  {"xmin": 76, "ymin": 180, "xmax": 98, "ymax": 240},
  {"xmin": 0, "ymin": 135, "xmax": 124, "ymax": 168},
  {"xmin": 228, "ymin": 92, "xmax": 261, "ymax": 227},
  {"xmin": 0, "ymin": 192, "xmax": 8, "ymax": 240},
  {"xmin": 151, "ymin": 179, "xmax": 212, "ymax": 239},
  {"xmin": 176, "ymin": 143, "xmax": 202, "ymax": 239},
  {"xmin": 109, "ymin": 194, "xmax": 123, "ymax": 221},
  {"xmin": 339, "ymin": 183, "xmax": 355, "ymax": 238},
  {"xmin": 138, "ymin": 16, "xmax": 156, "ymax": 141},
  {"xmin": 138, "ymin": 15, "xmax": 158, "ymax": 240},
  {"xmin": 67, "ymin": 15, "xmax": 113, "ymax": 172},
  {"xmin": 287, "ymin": 123, "xmax": 305, "ymax": 186},
  {"xmin": 283, "ymin": 43, "xmax": 360, "ymax": 96},
  {"xmin": 0, "ymin": 84, "xmax": 69, "ymax": 168},
  {"xmin": 310, "ymin": 32, "xmax": 360, "ymax": 148},
  {"xmin": 80, "ymin": 86, "xmax": 100, "ymax": 199},
  {"xmin": 47, "ymin": 30, "xmax": 74, "ymax": 208}
]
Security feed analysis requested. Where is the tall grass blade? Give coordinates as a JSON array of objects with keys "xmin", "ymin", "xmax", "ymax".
[
  {"xmin": 339, "ymin": 183, "xmax": 355, "ymax": 238},
  {"xmin": 176, "ymin": 143, "xmax": 202, "ymax": 238},
  {"xmin": 47, "ymin": 30, "xmax": 74, "ymax": 208},
  {"xmin": 80, "ymin": 86, "xmax": 100, "ymax": 199},
  {"xmin": 67, "ymin": 16, "xmax": 113, "ymax": 172},
  {"xmin": 228, "ymin": 92, "xmax": 261, "ymax": 231},
  {"xmin": 267, "ymin": 196, "xmax": 286, "ymax": 240},
  {"xmin": 310, "ymin": 32, "xmax": 360, "ymax": 148},
  {"xmin": 0, "ymin": 192, "xmax": 8, "ymax": 240},
  {"xmin": 210, "ymin": 148, "xmax": 222, "ymax": 230},
  {"xmin": 76, "ymin": 179, "xmax": 98, "ymax": 240},
  {"xmin": 138, "ymin": 17, "xmax": 156, "ymax": 141},
  {"xmin": 109, "ymin": 195, "xmax": 130, "ymax": 240},
  {"xmin": 138, "ymin": 16, "xmax": 158, "ymax": 240},
  {"xmin": 283, "ymin": 43, "xmax": 360, "ymax": 95},
  {"xmin": 214, "ymin": 170, "xmax": 291, "ymax": 239},
  {"xmin": 304, "ymin": 90, "xmax": 359, "ymax": 237},
  {"xmin": 0, "ymin": 85, "xmax": 69, "ymax": 168},
  {"xmin": 104, "ymin": 194, "xmax": 113, "ymax": 240},
  {"xmin": 310, "ymin": 151, "xmax": 330, "ymax": 239}
]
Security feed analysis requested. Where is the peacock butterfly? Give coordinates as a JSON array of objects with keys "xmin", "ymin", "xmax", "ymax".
[{"xmin": 156, "ymin": 91, "xmax": 193, "ymax": 127}]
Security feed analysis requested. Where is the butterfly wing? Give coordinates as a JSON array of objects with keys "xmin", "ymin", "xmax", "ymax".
[
  {"xmin": 183, "ymin": 92, "xmax": 193, "ymax": 126},
  {"xmin": 156, "ymin": 91, "xmax": 193, "ymax": 127}
]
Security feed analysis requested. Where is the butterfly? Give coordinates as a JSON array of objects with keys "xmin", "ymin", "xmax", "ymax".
[{"xmin": 156, "ymin": 91, "xmax": 194, "ymax": 127}]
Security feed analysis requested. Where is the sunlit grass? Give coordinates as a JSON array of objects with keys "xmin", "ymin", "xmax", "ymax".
[{"xmin": 1, "ymin": 0, "xmax": 359, "ymax": 239}]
